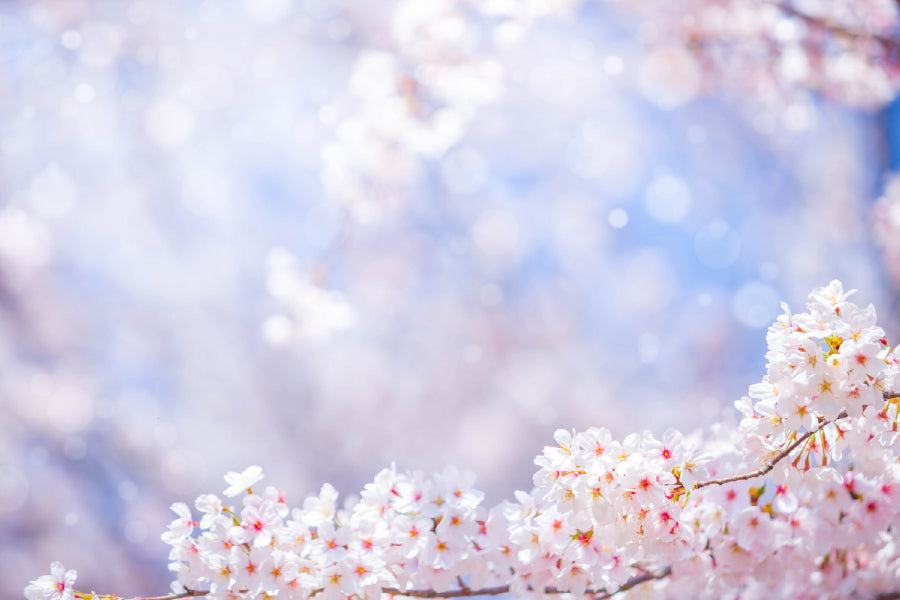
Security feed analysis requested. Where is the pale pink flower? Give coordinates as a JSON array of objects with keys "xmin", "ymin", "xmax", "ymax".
[
  {"xmin": 162, "ymin": 502, "xmax": 197, "ymax": 544},
  {"xmin": 195, "ymin": 494, "xmax": 225, "ymax": 529},
  {"xmin": 24, "ymin": 563, "xmax": 76, "ymax": 600},
  {"xmin": 223, "ymin": 465, "xmax": 264, "ymax": 497},
  {"xmin": 301, "ymin": 483, "xmax": 339, "ymax": 527},
  {"xmin": 241, "ymin": 499, "xmax": 283, "ymax": 547},
  {"xmin": 394, "ymin": 514, "xmax": 433, "ymax": 558}
]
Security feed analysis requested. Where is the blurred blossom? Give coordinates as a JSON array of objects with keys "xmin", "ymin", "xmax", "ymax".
[
  {"xmin": 265, "ymin": 247, "xmax": 357, "ymax": 343},
  {"xmin": 0, "ymin": 0, "xmax": 898, "ymax": 599}
]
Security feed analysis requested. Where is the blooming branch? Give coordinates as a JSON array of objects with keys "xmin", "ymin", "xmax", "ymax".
[
  {"xmin": 590, "ymin": 567, "xmax": 672, "ymax": 600},
  {"xmin": 692, "ymin": 408, "xmax": 847, "ymax": 490},
  {"xmin": 73, "ymin": 570, "xmax": 673, "ymax": 600},
  {"xmin": 76, "ymin": 592, "xmax": 212, "ymax": 600},
  {"xmin": 25, "ymin": 282, "xmax": 900, "ymax": 600}
]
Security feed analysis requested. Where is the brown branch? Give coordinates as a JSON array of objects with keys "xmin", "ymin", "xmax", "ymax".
[
  {"xmin": 693, "ymin": 411, "xmax": 842, "ymax": 489},
  {"xmin": 133, "ymin": 594, "xmax": 208, "ymax": 600},
  {"xmin": 591, "ymin": 567, "xmax": 672, "ymax": 599},
  {"xmin": 382, "ymin": 586, "xmax": 510, "ymax": 598},
  {"xmin": 87, "ymin": 591, "xmax": 213, "ymax": 600},
  {"xmin": 696, "ymin": 389, "xmax": 898, "ymax": 490},
  {"xmin": 87, "ymin": 567, "xmax": 674, "ymax": 600}
]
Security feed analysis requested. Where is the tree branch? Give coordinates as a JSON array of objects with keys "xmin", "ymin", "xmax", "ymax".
[
  {"xmin": 82, "ymin": 567, "xmax": 674, "ymax": 600},
  {"xmin": 381, "ymin": 586, "xmax": 510, "ymax": 598},
  {"xmin": 693, "ymin": 410, "xmax": 841, "ymax": 489},
  {"xmin": 81, "ymin": 591, "xmax": 214, "ymax": 600},
  {"xmin": 695, "ymin": 389, "xmax": 898, "ymax": 490},
  {"xmin": 591, "ymin": 567, "xmax": 671, "ymax": 599},
  {"xmin": 82, "ymin": 389, "xmax": 899, "ymax": 600}
]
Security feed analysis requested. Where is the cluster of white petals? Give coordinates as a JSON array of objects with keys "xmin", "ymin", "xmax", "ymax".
[
  {"xmin": 737, "ymin": 280, "xmax": 898, "ymax": 468},
  {"xmin": 24, "ymin": 282, "xmax": 900, "ymax": 598},
  {"xmin": 24, "ymin": 562, "xmax": 76, "ymax": 600}
]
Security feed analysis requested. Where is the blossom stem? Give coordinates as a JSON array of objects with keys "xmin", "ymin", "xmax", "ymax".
[
  {"xmin": 693, "ymin": 412, "xmax": 840, "ymax": 489},
  {"xmin": 696, "ymin": 389, "xmax": 898, "ymax": 489},
  {"xmin": 381, "ymin": 585, "xmax": 510, "ymax": 597},
  {"xmin": 590, "ymin": 567, "xmax": 671, "ymax": 599},
  {"xmin": 82, "ymin": 591, "xmax": 214, "ymax": 600},
  {"xmin": 79, "ymin": 567, "xmax": 674, "ymax": 600}
]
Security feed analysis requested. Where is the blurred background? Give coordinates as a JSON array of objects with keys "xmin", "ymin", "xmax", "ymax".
[{"xmin": 2, "ymin": 0, "xmax": 900, "ymax": 596}]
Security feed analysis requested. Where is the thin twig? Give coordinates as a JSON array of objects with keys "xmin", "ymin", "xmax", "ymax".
[
  {"xmin": 693, "ymin": 410, "xmax": 843, "ymax": 489},
  {"xmin": 139, "ymin": 594, "xmax": 208, "ymax": 600},
  {"xmin": 382, "ymin": 586, "xmax": 510, "ymax": 598},
  {"xmin": 86, "ymin": 567, "xmax": 674, "ymax": 600},
  {"xmin": 89, "ymin": 591, "xmax": 213, "ymax": 600},
  {"xmin": 696, "ymin": 389, "xmax": 898, "ymax": 489},
  {"xmin": 591, "ymin": 567, "xmax": 672, "ymax": 600}
]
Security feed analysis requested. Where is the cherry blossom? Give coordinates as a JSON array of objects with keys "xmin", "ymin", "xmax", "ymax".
[
  {"xmin": 223, "ymin": 466, "xmax": 265, "ymax": 498},
  {"xmin": 22, "ymin": 281, "xmax": 900, "ymax": 599},
  {"xmin": 5, "ymin": 0, "xmax": 900, "ymax": 597},
  {"xmin": 23, "ymin": 563, "xmax": 76, "ymax": 600}
]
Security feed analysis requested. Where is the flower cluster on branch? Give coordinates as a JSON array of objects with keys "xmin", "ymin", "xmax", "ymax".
[{"xmin": 25, "ymin": 281, "xmax": 900, "ymax": 599}]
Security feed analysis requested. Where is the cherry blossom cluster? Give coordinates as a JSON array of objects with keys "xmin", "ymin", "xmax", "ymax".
[
  {"xmin": 672, "ymin": 280, "xmax": 900, "ymax": 597},
  {"xmin": 159, "ymin": 464, "xmax": 501, "ymax": 600},
  {"xmin": 737, "ymin": 280, "xmax": 899, "ymax": 471},
  {"xmin": 25, "ymin": 281, "xmax": 900, "ymax": 599}
]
